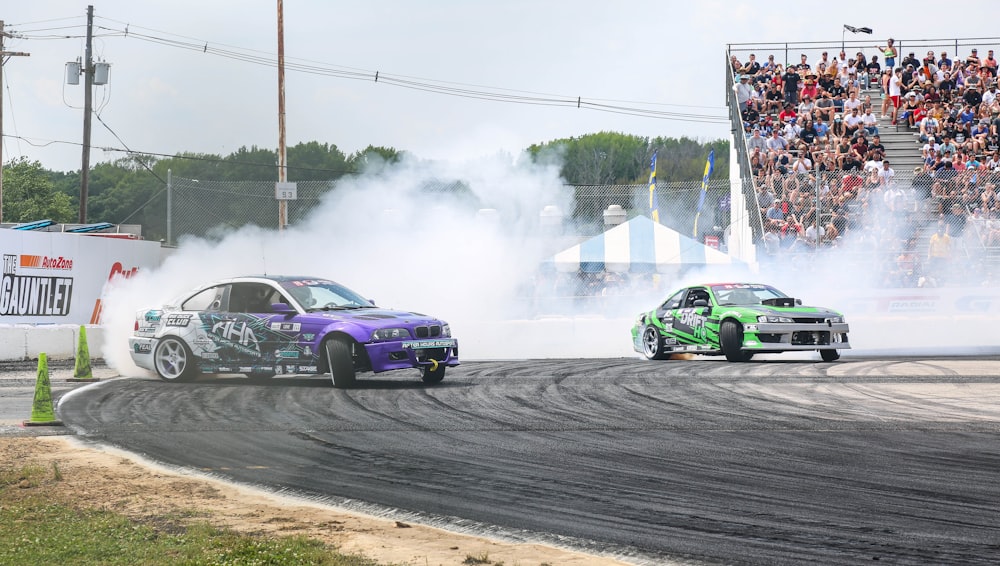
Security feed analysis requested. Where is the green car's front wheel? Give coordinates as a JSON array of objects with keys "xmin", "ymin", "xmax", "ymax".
[
  {"xmin": 642, "ymin": 326, "xmax": 671, "ymax": 360},
  {"xmin": 720, "ymin": 320, "xmax": 754, "ymax": 362}
]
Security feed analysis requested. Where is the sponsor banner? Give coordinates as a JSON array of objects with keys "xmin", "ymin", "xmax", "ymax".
[
  {"xmin": 841, "ymin": 288, "xmax": 1000, "ymax": 315},
  {"xmin": 0, "ymin": 230, "xmax": 161, "ymax": 324}
]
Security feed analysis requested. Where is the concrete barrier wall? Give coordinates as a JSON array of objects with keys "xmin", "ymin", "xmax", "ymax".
[{"xmin": 0, "ymin": 325, "xmax": 106, "ymax": 362}]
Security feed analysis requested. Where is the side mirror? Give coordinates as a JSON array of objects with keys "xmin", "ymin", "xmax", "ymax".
[
  {"xmin": 796, "ymin": 298, "xmax": 803, "ymax": 305},
  {"xmin": 693, "ymin": 299, "xmax": 709, "ymax": 307},
  {"xmin": 270, "ymin": 302, "xmax": 295, "ymax": 314}
]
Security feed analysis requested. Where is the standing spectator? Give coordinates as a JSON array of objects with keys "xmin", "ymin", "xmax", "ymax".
[
  {"xmin": 889, "ymin": 68, "xmax": 904, "ymax": 124},
  {"xmin": 878, "ymin": 38, "xmax": 898, "ymax": 69},
  {"xmin": 913, "ymin": 166, "xmax": 935, "ymax": 200},
  {"xmin": 782, "ymin": 65, "xmax": 801, "ymax": 106},
  {"xmin": 734, "ymin": 75, "xmax": 754, "ymax": 110},
  {"xmin": 865, "ymin": 55, "xmax": 882, "ymax": 89},
  {"xmin": 926, "ymin": 221, "xmax": 952, "ymax": 286}
]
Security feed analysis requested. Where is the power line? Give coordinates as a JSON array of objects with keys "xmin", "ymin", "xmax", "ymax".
[{"xmin": 69, "ymin": 16, "xmax": 729, "ymax": 124}]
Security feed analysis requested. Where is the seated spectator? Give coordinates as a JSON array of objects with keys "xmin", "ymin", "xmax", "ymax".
[
  {"xmin": 747, "ymin": 127, "xmax": 768, "ymax": 153},
  {"xmin": 831, "ymin": 113, "xmax": 846, "ymax": 139},
  {"xmin": 919, "ymin": 113, "xmax": 941, "ymax": 143},
  {"xmin": 766, "ymin": 128, "xmax": 789, "ymax": 156},
  {"xmin": 843, "ymin": 91, "xmax": 863, "ymax": 114},
  {"xmin": 814, "ymin": 116, "xmax": 830, "ymax": 142},
  {"xmin": 868, "ymin": 135, "xmax": 886, "ymax": 157},
  {"xmin": 862, "ymin": 107, "xmax": 879, "ymax": 136},
  {"xmin": 844, "ymin": 107, "xmax": 865, "ymax": 136},
  {"xmin": 797, "ymin": 95, "xmax": 815, "ymax": 117},
  {"xmin": 778, "ymin": 103, "xmax": 798, "ymax": 123}
]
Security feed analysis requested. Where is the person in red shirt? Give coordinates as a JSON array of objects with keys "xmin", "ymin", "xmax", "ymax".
[{"xmin": 778, "ymin": 104, "xmax": 798, "ymax": 123}]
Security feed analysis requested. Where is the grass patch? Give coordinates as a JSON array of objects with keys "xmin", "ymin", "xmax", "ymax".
[{"xmin": 0, "ymin": 465, "xmax": 384, "ymax": 566}]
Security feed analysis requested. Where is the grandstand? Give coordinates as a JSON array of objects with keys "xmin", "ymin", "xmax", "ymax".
[{"xmin": 727, "ymin": 37, "xmax": 1000, "ymax": 287}]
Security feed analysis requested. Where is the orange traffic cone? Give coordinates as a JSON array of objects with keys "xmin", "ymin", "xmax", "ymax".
[{"xmin": 23, "ymin": 353, "xmax": 63, "ymax": 427}]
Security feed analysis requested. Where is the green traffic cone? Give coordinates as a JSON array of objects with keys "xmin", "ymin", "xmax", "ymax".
[
  {"xmin": 24, "ymin": 353, "xmax": 63, "ymax": 427},
  {"xmin": 68, "ymin": 325, "xmax": 98, "ymax": 382}
]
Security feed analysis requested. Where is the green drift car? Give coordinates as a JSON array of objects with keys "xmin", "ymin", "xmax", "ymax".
[{"xmin": 632, "ymin": 283, "xmax": 850, "ymax": 362}]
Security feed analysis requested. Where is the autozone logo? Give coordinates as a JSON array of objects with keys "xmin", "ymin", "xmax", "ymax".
[{"xmin": 20, "ymin": 255, "xmax": 74, "ymax": 270}]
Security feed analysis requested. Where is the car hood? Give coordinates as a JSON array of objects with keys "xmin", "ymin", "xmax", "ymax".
[
  {"xmin": 300, "ymin": 307, "xmax": 444, "ymax": 328},
  {"xmin": 723, "ymin": 304, "xmax": 842, "ymax": 318}
]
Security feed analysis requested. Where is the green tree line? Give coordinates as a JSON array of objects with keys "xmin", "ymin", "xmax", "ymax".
[{"xmin": 2, "ymin": 133, "xmax": 726, "ymax": 241}]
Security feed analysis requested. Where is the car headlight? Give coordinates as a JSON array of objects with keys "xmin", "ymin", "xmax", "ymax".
[
  {"xmin": 826, "ymin": 316, "xmax": 845, "ymax": 324},
  {"xmin": 758, "ymin": 315, "xmax": 794, "ymax": 323},
  {"xmin": 441, "ymin": 324, "xmax": 451, "ymax": 338},
  {"xmin": 371, "ymin": 328, "xmax": 411, "ymax": 341}
]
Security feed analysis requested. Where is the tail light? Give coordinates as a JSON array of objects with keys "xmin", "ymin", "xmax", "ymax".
[{"xmin": 134, "ymin": 320, "xmax": 139, "ymax": 331}]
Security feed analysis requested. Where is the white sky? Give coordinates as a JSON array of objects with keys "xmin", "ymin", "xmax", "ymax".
[{"xmin": 2, "ymin": 0, "xmax": 996, "ymax": 172}]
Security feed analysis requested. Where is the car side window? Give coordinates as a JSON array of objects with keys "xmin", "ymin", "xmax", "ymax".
[
  {"xmin": 182, "ymin": 285, "xmax": 228, "ymax": 312},
  {"xmin": 683, "ymin": 288, "xmax": 710, "ymax": 308},
  {"xmin": 657, "ymin": 290, "xmax": 685, "ymax": 316},
  {"xmin": 228, "ymin": 283, "xmax": 276, "ymax": 313}
]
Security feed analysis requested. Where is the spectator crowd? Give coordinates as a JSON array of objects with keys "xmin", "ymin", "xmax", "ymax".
[{"xmin": 731, "ymin": 41, "xmax": 1000, "ymax": 286}]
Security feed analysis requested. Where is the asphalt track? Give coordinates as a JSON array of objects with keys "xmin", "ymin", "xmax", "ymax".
[{"xmin": 57, "ymin": 357, "xmax": 1000, "ymax": 565}]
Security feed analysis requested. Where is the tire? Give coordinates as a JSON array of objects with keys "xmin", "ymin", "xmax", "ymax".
[
  {"xmin": 820, "ymin": 349, "xmax": 841, "ymax": 362},
  {"xmin": 641, "ymin": 326, "xmax": 670, "ymax": 360},
  {"xmin": 324, "ymin": 338, "xmax": 356, "ymax": 388},
  {"xmin": 422, "ymin": 364, "xmax": 446, "ymax": 384},
  {"xmin": 153, "ymin": 336, "xmax": 198, "ymax": 382},
  {"xmin": 245, "ymin": 371, "xmax": 276, "ymax": 383},
  {"xmin": 720, "ymin": 320, "xmax": 753, "ymax": 362}
]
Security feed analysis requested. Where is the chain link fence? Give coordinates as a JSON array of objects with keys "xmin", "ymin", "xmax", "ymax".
[{"xmin": 166, "ymin": 163, "xmax": 1000, "ymax": 288}]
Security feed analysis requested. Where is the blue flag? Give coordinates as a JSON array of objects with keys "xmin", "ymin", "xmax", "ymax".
[{"xmin": 693, "ymin": 149, "xmax": 715, "ymax": 238}]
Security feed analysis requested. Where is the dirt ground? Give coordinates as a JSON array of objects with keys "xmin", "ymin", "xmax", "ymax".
[{"xmin": 1, "ymin": 436, "xmax": 631, "ymax": 566}]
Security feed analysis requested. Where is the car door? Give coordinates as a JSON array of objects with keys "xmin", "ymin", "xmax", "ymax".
[{"xmin": 668, "ymin": 286, "xmax": 712, "ymax": 347}]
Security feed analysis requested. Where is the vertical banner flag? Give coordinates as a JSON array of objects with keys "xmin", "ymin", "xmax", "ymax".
[
  {"xmin": 648, "ymin": 150, "xmax": 659, "ymax": 223},
  {"xmin": 692, "ymin": 149, "xmax": 715, "ymax": 237}
]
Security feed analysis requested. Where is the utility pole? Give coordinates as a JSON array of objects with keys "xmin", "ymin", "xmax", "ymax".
[
  {"xmin": 276, "ymin": 0, "xmax": 288, "ymax": 231},
  {"xmin": 79, "ymin": 5, "xmax": 95, "ymax": 224},
  {"xmin": 0, "ymin": 20, "xmax": 31, "ymax": 224}
]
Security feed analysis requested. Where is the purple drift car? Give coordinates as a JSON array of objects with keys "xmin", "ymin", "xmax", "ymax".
[{"xmin": 128, "ymin": 275, "xmax": 458, "ymax": 387}]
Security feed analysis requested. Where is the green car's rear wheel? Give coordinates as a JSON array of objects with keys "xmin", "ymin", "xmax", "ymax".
[{"xmin": 642, "ymin": 326, "xmax": 671, "ymax": 360}]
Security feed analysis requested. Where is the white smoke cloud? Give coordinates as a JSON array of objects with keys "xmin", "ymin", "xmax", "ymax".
[{"xmin": 99, "ymin": 154, "xmax": 1000, "ymax": 375}]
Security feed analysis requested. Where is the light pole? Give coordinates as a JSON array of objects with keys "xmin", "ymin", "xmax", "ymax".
[{"xmin": 842, "ymin": 25, "xmax": 873, "ymax": 52}]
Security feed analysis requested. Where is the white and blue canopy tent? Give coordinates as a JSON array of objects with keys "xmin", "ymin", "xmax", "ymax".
[{"xmin": 551, "ymin": 215, "xmax": 736, "ymax": 273}]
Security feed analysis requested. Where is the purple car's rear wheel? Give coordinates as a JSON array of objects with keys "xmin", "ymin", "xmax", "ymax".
[
  {"xmin": 153, "ymin": 336, "xmax": 197, "ymax": 382},
  {"xmin": 324, "ymin": 338, "xmax": 356, "ymax": 388}
]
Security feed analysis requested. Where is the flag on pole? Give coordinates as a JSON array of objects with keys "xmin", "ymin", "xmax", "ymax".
[
  {"xmin": 692, "ymin": 149, "xmax": 715, "ymax": 238},
  {"xmin": 648, "ymin": 150, "xmax": 659, "ymax": 223}
]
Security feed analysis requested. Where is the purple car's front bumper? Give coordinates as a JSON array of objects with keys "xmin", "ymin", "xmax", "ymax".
[{"xmin": 364, "ymin": 338, "xmax": 459, "ymax": 373}]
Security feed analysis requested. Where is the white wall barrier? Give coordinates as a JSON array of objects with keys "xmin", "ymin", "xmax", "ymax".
[{"xmin": 0, "ymin": 230, "xmax": 162, "ymax": 326}]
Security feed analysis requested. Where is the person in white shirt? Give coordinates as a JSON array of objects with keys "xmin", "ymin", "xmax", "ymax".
[
  {"xmin": 843, "ymin": 91, "xmax": 863, "ymax": 113},
  {"xmin": 879, "ymin": 159, "xmax": 896, "ymax": 186},
  {"xmin": 862, "ymin": 108, "xmax": 879, "ymax": 136},
  {"xmin": 844, "ymin": 108, "xmax": 865, "ymax": 137}
]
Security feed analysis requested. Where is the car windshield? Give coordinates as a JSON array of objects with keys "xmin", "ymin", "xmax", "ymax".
[
  {"xmin": 712, "ymin": 284, "xmax": 788, "ymax": 306},
  {"xmin": 279, "ymin": 279, "xmax": 374, "ymax": 311}
]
